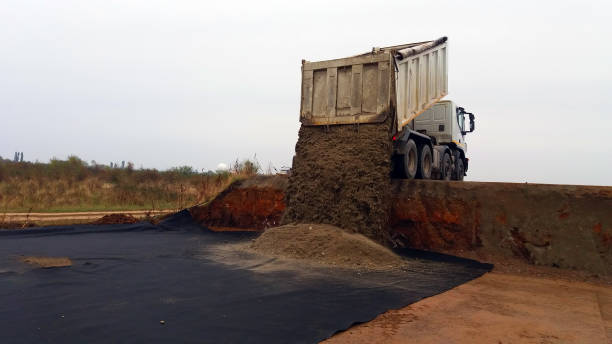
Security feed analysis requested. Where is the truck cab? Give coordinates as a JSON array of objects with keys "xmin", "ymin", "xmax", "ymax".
[{"xmin": 393, "ymin": 100, "xmax": 475, "ymax": 180}]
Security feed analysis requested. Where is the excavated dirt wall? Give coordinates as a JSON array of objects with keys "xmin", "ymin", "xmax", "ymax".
[
  {"xmin": 191, "ymin": 176, "xmax": 612, "ymax": 276},
  {"xmin": 390, "ymin": 180, "xmax": 612, "ymax": 276},
  {"xmin": 190, "ymin": 176, "xmax": 287, "ymax": 231}
]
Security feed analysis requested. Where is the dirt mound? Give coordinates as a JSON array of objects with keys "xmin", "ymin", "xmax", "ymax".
[
  {"xmin": 282, "ymin": 119, "xmax": 393, "ymax": 244},
  {"xmin": 20, "ymin": 256, "xmax": 72, "ymax": 268},
  {"xmin": 250, "ymin": 224, "xmax": 406, "ymax": 270},
  {"xmin": 0, "ymin": 221, "xmax": 36, "ymax": 229},
  {"xmin": 91, "ymin": 213, "xmax": 139, "ymax": 225}
]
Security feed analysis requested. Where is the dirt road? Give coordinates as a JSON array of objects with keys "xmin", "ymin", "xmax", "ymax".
[
  {"xmin": 1, "ymin": 210, "xmax": 173, "ymax": 223},
  {"xmin": 325, "ymin": 272, "xmax": 612, "ymax": 344}
]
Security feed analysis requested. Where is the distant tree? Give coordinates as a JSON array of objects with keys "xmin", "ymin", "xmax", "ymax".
[
  {"xmin": 121, "ymin": 161, "xmax": 125, "ymax": 169},
  {"xmin": 20, "ymin": 152, "xmax": 23, "ymax": 162},
  {"xmin": 170, "ymin": 165, "xmax": 196, "ymax": 176},
  {"xmin": 230, "ymin": 158, "xmax": 260, "ymax": 176},
  {"xmin": 67, "ymin": 155, "xmax": 86, "ymax": 166},
  {"xmin": 14, "ymin": 152, "xmax": 18, "ymax": 162}
]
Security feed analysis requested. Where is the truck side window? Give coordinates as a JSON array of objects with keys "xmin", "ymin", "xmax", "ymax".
[{"xmin": 457, "ymin": 111, "xmax": 465, "ymax": 132}]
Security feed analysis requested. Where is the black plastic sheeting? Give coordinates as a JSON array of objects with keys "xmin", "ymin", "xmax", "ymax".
[{"xmin": 0, "ymin": 211, "xmax": 491, "ymax": 343}]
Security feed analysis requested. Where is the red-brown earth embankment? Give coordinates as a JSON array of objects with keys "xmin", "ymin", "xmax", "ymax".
[
  {"xmin": 390, "ymin": 180, "xmax": 612, "ymax": 276},
  {"xmin": 190, "ymin": 175, "xmax": 287, "ymax": 231},
  {"xmin": 190, "ymin": 176, "xmax": 612, "ymax": 276}
]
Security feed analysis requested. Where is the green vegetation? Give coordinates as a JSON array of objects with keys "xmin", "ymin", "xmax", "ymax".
[{"xmin": 0, "ymin": 156, "xmax": 261, "ymax": 213}]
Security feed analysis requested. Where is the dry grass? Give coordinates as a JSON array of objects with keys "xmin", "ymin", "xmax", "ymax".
[{"xmin": 0, "ymin": 156, "xmax": 261, "ymax": 212}]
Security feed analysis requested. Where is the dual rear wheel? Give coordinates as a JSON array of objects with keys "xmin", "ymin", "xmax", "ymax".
[
  {"xmin": 440, "ymin": 150, "xmax": 464, "ymax": 181},
  {"xmin": 394, "ymin": 140, "xmax": 463, "ymax": 181},
  {"xmin": 396, "ymin": 139, "xmax": 432, "ymax": 180}
]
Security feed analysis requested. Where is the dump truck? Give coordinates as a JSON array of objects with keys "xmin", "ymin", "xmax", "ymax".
[{"xmin": 299, "ymin": 37, "xmax": 476, "ymax": 180}]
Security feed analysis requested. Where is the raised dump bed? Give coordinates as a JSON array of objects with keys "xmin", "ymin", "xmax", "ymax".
[{"xmin": 300, "ymin": 37, "xmax": 448, "ymax": 130}]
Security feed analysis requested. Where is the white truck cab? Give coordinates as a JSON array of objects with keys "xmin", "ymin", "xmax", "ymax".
[
  {"xmin": 393, "ymin": 100, "xmax": 476, "ymax": 180},
  {"xmin": 415, "ymin": 100, "xmax": 475, "ymax": 157}
]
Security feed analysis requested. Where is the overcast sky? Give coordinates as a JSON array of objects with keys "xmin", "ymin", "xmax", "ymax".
[{"xmin": 1, "ymin": 0, "xmax": 611, "ymax": 185}]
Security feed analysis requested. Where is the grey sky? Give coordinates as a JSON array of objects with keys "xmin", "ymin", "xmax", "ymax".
[{"xmin": 1, "ymin": 0, "xmax": 611, "ymax": 185}]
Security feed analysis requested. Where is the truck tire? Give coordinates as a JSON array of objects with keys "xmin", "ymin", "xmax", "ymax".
[
  {"xmin": 455, "ymin": 158, "xmax": 465, "ymax": 181},
  {"xmin": 451, "ymin": 150, "xmax": 462, "ymax": 180},
  {"xmin": 403, "ymin": 139, "xmax": 418, "ymax": 179},
  {"xmin": 417, "ymin": 144, "xmax": 432, "ymax": 179},
  {"xmin": 441, "ymin": 152, "xmax": 452, "ymax": 181}
]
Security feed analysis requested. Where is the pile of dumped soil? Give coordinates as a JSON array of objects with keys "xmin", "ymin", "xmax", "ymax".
[
  {"xmin": 20, "ymin": 256, "xmax": 72, "ymax": 268},
  {"xmin": 250, "ymin": 224, "xmax": 406, "ymax": 270},
  {"xmin": 91, "ymin": 214, "xmax": 139, "ymax": 225},
  {"xmin": 282, "ymin": 119, "xmax": 393, "ymax": 244},
  {"xmin": 0, "ymin": 221, "xmax": 36, "ymax": 229}
]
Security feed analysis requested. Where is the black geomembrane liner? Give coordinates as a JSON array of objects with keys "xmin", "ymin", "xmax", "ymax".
[{"xmin": 0, "ymin": 211, "xmax": 491, "ymax": 343}]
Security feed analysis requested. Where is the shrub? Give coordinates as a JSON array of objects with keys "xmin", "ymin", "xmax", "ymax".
[{"xmin": 231, "ymin": 158, "xmax": 261, "ymax": 177}]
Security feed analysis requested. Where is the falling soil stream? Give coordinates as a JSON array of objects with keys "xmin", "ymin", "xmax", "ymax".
[{"xmin": 282, "ymin": 119, "xmax": 393, "ymax": 244}]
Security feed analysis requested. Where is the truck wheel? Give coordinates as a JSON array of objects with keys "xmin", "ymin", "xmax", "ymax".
[
  {"xmin": 417, "ymin": 145, "xmax": 432, "ymax": 179},
  {"xmin": 455, "ymin": 158, "xmax": 465, "ymax": 181},
  {"xmin": 441, "ymin": 152, "xmax": 452, "ymax": 181},
  {"xmin": 451, "ymin": 151, "xmax": 461, "ymax": 180},
  {"xmin": 403, "ymin": 139, "xmax": 418, "ymax": 179}
]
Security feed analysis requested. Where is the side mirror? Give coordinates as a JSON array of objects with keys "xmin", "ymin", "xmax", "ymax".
[{"xmin": 468, "ymin": 113, "xmax": 475, "ymax": 133}]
